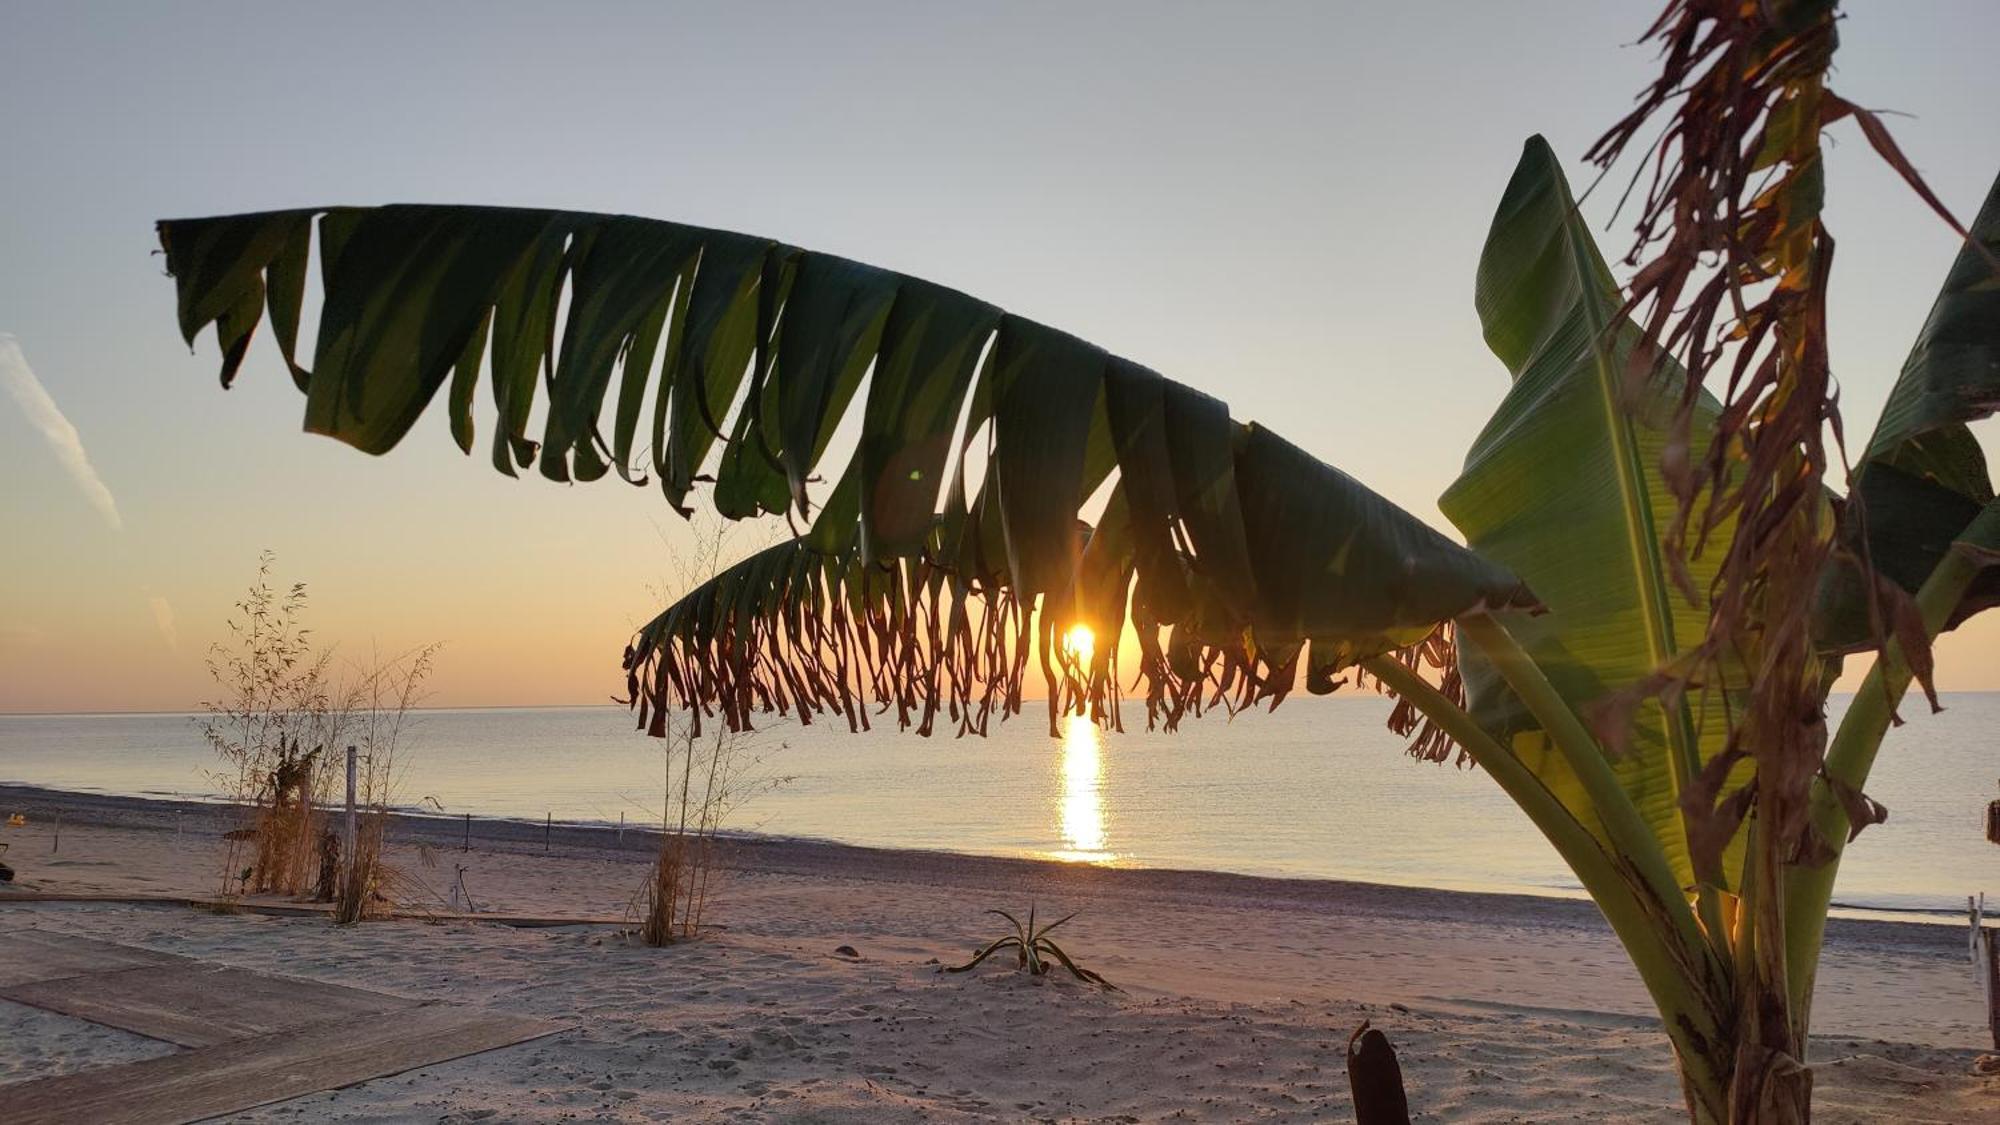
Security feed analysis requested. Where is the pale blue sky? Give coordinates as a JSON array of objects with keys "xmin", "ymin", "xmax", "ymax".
[{"xmin": 4, "ymin": 2, "xmax": 1998, "ymax": 710}]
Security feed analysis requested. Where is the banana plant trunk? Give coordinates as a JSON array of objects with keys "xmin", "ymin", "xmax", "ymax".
[
  {"xmin": 1676, "ymin": 964, "xmax": 1814, "ymax": 1123},
  {"xmin": 1677, "ymin": 1002, "xmax": 1813, "ymax": 1124}
]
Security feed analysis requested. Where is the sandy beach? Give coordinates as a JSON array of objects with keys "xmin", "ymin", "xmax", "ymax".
[{"xmin": 0, "ymin": 784, "xmax": 1993, "ymax": 1122}]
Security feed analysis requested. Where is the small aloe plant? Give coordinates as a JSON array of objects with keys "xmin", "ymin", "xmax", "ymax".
[{"xmin": 945, "ymin": 905, "xmax": 1113, "ymax": 989}]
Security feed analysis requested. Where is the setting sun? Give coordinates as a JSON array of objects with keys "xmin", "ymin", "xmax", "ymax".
[{"xmin": 1061, "ymin": 623, "xmax": 1096, "ymax": 667}]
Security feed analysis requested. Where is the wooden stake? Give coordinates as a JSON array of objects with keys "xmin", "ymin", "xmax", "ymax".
[
  {"xmin": 53, "ymin": 808, "xmax": 61, "ymax": 854},
  {"xmin": 544, "ymin": 812, "xmax": 551, "ymax": 854},
  {"xmin": 1986, "ymin": 927, "xmax": 2000, "ymax": 1052},
  {"xmin": 1348, "ymin": 1021, "xmax": 1412, "ymax": 1125},
  {"xmin": 1974, "ymin": 895, "xmax": 1986, "ymax": 962},
  {"xmin": 343, "ymin": 746, "xmax": 357, "ymax": 866},
  {"xmin": 462, "ymin": 813, "xmax": 470, "ymax": 852}
]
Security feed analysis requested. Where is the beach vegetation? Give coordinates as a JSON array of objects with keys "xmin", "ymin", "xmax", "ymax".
[
  {"xmin": 150, "ymin": 3, "xmax": 1997, "ymax": 1116},
  {"xmin": 944, "ymin": 905, "xmax": 1113, "ymax": 989},
  {"xmin": 633, "ymin": 717, "xmax": 770, "ymax": 944},
  {"xmin": 332, "ymin": 643, "xmax": 440, "ymax": 924},
  {"xmin": 633, "ymin": 519, "xmax": 788, "ymax": 946},
  {"xmin": 198, "ymin": 555, "xmax": 440, "ymax": 917},
  {"xmin": 199, "ymin": 553, "xmax": 351, "ymax": 899}
]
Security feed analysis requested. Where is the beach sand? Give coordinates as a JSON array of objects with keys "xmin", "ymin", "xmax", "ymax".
[{"xmin": 0, "ymin": 784, "xmax": 1993, "ymax": 1122}]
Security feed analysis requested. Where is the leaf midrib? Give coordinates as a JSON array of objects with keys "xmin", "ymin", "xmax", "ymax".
[{"xmin": 1553, "ymin": 177, "xmax": 1706, "ymax": 879}]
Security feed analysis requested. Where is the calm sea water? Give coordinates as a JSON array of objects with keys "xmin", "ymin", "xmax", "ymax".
[{"xmin": 2, "ymin": 695, "xmax": 1993, "ymax": 913}]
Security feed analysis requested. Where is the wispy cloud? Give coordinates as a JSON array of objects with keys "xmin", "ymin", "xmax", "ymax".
[
  {"xmin": 1, "ymin": 333, "xmax": 121, "ymax": 531},
  {"xmin": 148, "ymin": 595, "xmax": 179, "ymax": 652}
]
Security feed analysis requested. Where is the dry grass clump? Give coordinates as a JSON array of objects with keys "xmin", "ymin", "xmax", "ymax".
[
  {"xmin": 331, "ymin": 814, "xmax": 385, "ymax": 924},
  {"xmin": 631, "ymin": 518, "xmax": 786, "ymax": 946},
  {"xmin": 633, "ymin": 716, "xmax": 780, "ymax": 945},
  {"xmin": 200, "ymin": 553, "xmax": 355, "ymax": 898},
  {"xmin": 332, "ymin": 645, "xmax": 439, "ymax": 925},
  {"xmin": 200, "ymin": 554, "xmax": 441, "ymax": 919},
  {"xmin": 637, "ymin": 830, "xmax": 693, "ymax": 946}
]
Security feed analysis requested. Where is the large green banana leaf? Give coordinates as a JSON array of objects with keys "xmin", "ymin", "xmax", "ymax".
[
  {"xmin": 1440, "ymin": 137, "xmax": 1743, "ymax": 891},
  {"xmin": 161, "ymin": 205, "xmax": 1537, "ymax": 738},
  {"xmin": 1817, "ymin": 169, "xmax": 2000, "ymax": 650}
]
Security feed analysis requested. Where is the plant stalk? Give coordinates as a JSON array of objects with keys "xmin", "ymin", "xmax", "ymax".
[
  {"xmin": 1456, "ymin": 614, "xmax": 1716, "ymax": 960},
  {"xmin": 1362, "ymin": 652, "xmax": 1730, "ymax": 1118},
  {"xmin": 1783, "ymin": 543, "xmax": 1988, "ymax": 1028}
]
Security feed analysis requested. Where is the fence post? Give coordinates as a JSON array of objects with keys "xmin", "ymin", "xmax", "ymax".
[
  {"xmin": 343, "ymin": 746, "xmax": 358, "ymax": 866},
  {"xmin": 463, "ymin": 812, "xmax": 470, "ymax": 852},
  {"xmin": 544, "ymin": 812, "xmax": 551, "ymax": 854},
  {"xmin": 1987, "ymin": 928, "xmax": 2000, "ymax": 1051}
]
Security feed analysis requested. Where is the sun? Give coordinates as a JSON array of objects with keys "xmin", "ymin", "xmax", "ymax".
[{"xmin": 1061, "ymin": 623, "xmax": 1096, "ymax": 667}]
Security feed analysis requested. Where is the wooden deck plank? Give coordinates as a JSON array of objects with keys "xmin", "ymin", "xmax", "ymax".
[
  {"xmin": 0, "ymin": 930, "xmax": 189, "ymax": 987},
  {"xmin": 1, "ymin": 892, "xmax": 624, "ymax": 927},
  {"xmin": 3, "ymin": 1002, "xmax": 564, "ymax": 1125},
  {"xmin": 0, "ymin": 964, "xmax": 420, "ymax": 1047}
]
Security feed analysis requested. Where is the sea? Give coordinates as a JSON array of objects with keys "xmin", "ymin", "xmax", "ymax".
[{"xmin": 2, "ymin": 694, "xmax": 1994, "ymax": 917}]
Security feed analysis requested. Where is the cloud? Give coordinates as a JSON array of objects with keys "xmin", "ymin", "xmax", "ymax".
[
  {"xmin": 148, "ymin": 595, "xmax": 179, "ymax": 652},
  {"xmin": 1, "ymin": 334, "xmax": 121, "ymax": 530}
]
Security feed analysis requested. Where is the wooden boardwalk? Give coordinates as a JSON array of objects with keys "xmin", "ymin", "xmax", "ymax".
[
  {"xmin": 0, "ymin": 929, "xmax": 561, "ymax": 1124},
  {"xmin": 0, "ymin": 890, "xmax": 623, "ymax": 927},
  {"xmin": 0, "ymin": 929, "xmax": 181, "ymax": 987}
]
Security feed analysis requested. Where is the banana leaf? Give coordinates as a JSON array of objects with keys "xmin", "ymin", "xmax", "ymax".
[
  {"xmin": 160, "ymin": 202, "xmax": 1537, "ymax": 739},
  {"xmin": 1441, "ymin": 137, "xmax": 1744, "ymax": 890},
  {"xmin": 1816, "ymin": 169, "xmax": 2000, "ymax": 651}
]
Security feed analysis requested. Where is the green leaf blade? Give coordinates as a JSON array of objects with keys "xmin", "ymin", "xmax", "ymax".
[{"xmin": 1443, "ymin": 137, "xmax": 1739, "ymax": 889}]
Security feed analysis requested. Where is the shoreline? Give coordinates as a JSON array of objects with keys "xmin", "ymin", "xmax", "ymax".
[{"xmin": 0, "ymin": 782, "xmax": 1961, "ymax": 941}]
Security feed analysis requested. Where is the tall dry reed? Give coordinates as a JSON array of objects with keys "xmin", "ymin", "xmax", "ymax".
[
  {"xmin": 333, "ymin": 644, "xmax": 439, "ymax": 924},
  {"xmin": 636, "ymin": 716, "xmax": 781, "ymax": 944},
  {"xmin": 635, "ymin": 518, "xmax": 786, "ymax": 944},
  {"xmin": 200, "ymin": 553, "xmax": 357, "ymax": 897}
]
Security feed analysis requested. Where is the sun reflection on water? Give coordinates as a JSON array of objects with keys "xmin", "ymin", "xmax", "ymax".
[{"xmin": 1054, "ymin": 713, "xmax": 1114, "ymax": 863}]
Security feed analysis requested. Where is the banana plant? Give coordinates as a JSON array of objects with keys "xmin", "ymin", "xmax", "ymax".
[
  {"xmin": 1434, "ymin": 140, "xmax": 1999, "ymax": 1122},
  {"xmin": 154, "ymin": 146, "xmax": 1996, "ymax": 1125}
]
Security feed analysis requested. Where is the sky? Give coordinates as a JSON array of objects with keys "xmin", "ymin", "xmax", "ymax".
[{"xmin": 3, "ymin": 1, "xmax": 1999, "ymax": 713}]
